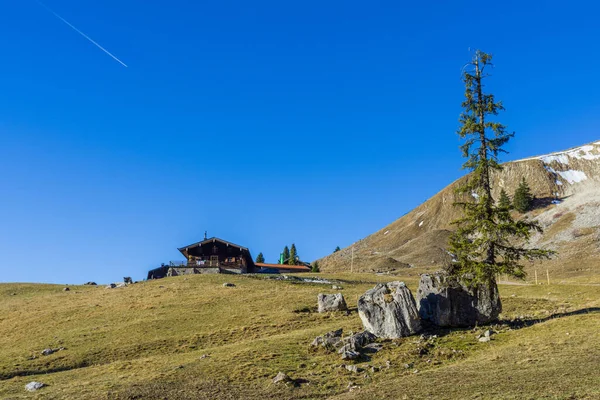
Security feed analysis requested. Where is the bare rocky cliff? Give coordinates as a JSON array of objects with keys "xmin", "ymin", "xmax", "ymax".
[{"xmin": 319, "ymin": 141, "xmax": 600, "ymax": 281}]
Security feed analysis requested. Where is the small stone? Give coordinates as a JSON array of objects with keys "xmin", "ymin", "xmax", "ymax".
[
  {"xmin": 273, "ymin": 371, "xmax": 292, "ymax": 384},
  {"xmin": 479, "ymin": 336, "xmax": 491, "ymax": 343},
  {"xmin": 403, "ymin": 363, "xmax": 413, "ymax": 369},
  {"xmin": 25, "ymin": 382, "xmax": 45, "ymax": 392},
  {"xmin": 341, "ymin": 349, "xmax": 360, "ymax": 360},
  {"xmin": 106, "ymin": 283, "xmax": 116, "ymax": 289},
  {"xmin": 413, "ymin": 369, "xmax": 419, "ymax": 374},
  {"xmin": 483, "ymin": 329, "xmax": 493, "ymax": 338},
  {"xmin": 84, "ymin": 282, "xmax": 97, "ymax": 285},
  {"xmin": 123, "ymin": 277, "xmax": 133, "ymax": 284},
  {"xmin": 63, "ymin": 287, "xmax": 70, "ymax": 291},
  {"xmin": 345, "ymin": 364, "xmax": 362, "ymax": 373},
  {"xmin": 41, "ymin": 349, "xmax": 55, "ymax": 356},
  {"xmin": 199, "ymin": 354, "xmax": 210, "ymax": 359},
  {"xmin": 223, "ymin": 283, "xmax": 236, "ymax": 287},
  {"xmin": 332, "ymin": 285, "xmax": 343, "ymax": 290}
]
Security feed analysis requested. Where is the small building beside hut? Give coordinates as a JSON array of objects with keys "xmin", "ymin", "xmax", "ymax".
[{"xmin": 147, "ymin": 235, "xmax": 311, "ymax": 279}]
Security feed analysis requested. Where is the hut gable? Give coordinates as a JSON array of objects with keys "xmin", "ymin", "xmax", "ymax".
[{"xmin": 177, "ymin": 237, "xmax": 255, "ymax": 273}]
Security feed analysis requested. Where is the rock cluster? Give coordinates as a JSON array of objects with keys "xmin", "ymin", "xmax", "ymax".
[
  {"xmin": 416, "ymin": 272, "xmax": 501, "ymax": 327},
  {"xmin": 357, "ymin": 281, "xmax": 422, "ymax": 338},
  {"xmin": 310, "ymin": 328, "xmax": 380, "ymax": 360},
  {"xmin": 317, "ymin": 293, "xmax": 348, "ymax": 313}
]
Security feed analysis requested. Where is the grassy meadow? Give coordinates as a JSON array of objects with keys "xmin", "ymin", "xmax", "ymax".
[{"xmin": 1, "ymin": 272, "xmax": 599, "ymax": 399}]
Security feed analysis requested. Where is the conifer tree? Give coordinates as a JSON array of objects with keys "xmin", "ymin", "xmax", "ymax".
[
  {"xmin": 311, "ymin": 261, "xmax": 320, "ymax": 273},
  {"xmin": 448, "ymin": 50, "xmax": 553, "ymax": 283},
  {"xmin": 333, "ymin": 246, "xmax": 341, "ymax": 253},
  {"xmin": 289, "ymin": 244, "xmax": 298, "ymax": 265},
  {"xmin": 498, "ymin": 189, "xmax": 511, "ymax": 209},
  {"xmin": 513, "ymin": 177, "xmax": 533, "ymax": 213},
  {"xmin": 255, "ymin": 252, "xmax": 265, "ymax": 263},
  {"xmin": 282, "ymin": 246, "xmax": 290, "ymax": 264}
]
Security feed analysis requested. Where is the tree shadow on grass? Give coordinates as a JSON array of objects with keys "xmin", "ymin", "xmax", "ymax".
[
  {"xmin": 500, "ymin": 307, "xmax": 600, "ymax": 330},
  {"xmin": 417, "ymin": 307, "xmax": 600, "ymax": 338}
]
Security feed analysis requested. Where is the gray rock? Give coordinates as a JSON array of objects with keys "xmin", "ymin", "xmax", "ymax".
[
  {"xmin": 332, "ymin": 285, "xmax": 343, "ymax": 290},
  {"xmin": 25, "ymin": 382, "xmax": 45, "ymax": 392},
  {"xmin": 479, "ymin": 336, "xmax": 491, "ymax": 343},
  {"xmin": 222, "ymin": 282, "xmax": 236, "ymax": 287},
  {"xmin": 317, "ymin": 293, "xmax": 348, "ymax": 313},
  {"xmin": 416, "ymin": 272, "xmax": 502, "ymax": 327},
  {"xmin": 344, "ymin": 364, "xmax": 362, "ymax": 373},
  {"xmin": 84, "ymin": 282, "xmax": 97, "ymax": 285},
  {"xmin": 123, "ymin": 277, "xmax": 133, "ymax": 284},
  {"xmin": 340, "ymin": 348, "xmax": 360, "ymax": 360},
  {"xmin": 357, "ymin": 281, "xmax": 422, "ymax": 338},
  {"xmin": 272, "ymin": 371, "xmax": 292, "ymax": 384},
  {"xmin": 63, "ymin": 287, "xmax": 70, "ymax": 291},
  {"xmin": 41, "ymin": 348, "xmax": 54, "ymax": 356},
  {"xmin": 344, "ymin": 330, "xmax": 377, "ymax": 351},
  {"xmin": 106, "ymin": 283, "xmax": 116, "ymax": 289},
  {"xmin": 311, "ymin": 328, "xmax": 344, "ymax": 350}
]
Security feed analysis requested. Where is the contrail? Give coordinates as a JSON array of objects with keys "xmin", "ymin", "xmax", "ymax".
[{"xmin": 36, "ymin": 0, "xmax": 128, "ymax": 67}]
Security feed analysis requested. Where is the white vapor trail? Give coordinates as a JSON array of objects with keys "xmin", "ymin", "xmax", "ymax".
[{"xmin": 36, "ymin": 0, "xmax": 128, "ymax": 67}]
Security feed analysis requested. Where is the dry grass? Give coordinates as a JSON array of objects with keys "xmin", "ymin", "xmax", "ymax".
[{"xmin": 1, "ymin": 274, "xmax": 599, "ymax": 399}]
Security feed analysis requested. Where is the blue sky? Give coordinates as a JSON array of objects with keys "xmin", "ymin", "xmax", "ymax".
[{"xmin": 1, "ymin": 0, "xmax": 599, "ymax": 283}]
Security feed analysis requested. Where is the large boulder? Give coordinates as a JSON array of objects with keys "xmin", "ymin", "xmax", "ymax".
[
  {"xmin": 317, "ymin": 293, "xmax": 348, "ymax": 313},
  {"xmin": 416, "ymin": 272, "xmax": 501, "ymax": 327},
  {"xmin": 357, "ymin": 281, "xmax": 422, "ymax": 338}
]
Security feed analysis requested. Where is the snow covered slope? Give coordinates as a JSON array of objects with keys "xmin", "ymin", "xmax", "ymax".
[{"xmin": 319, "ymin": 141, "xmax": 600, "ymax": 282}]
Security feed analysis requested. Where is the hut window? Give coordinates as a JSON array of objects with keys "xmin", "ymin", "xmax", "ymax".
[{"xmin": 212, "ymin": 245, "xmax": 218, "ymax": 254}]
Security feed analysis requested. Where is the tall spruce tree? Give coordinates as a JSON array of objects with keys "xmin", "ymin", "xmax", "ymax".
[
  {"xmin": 255, "ymin": 252, "xmax": 265, "ymax": 263},
  {"xmin": 498, "ymin": 189, "xmax": 511, "ymax": 209},
  {"xmin": 448, "ymin": 50, "xmax": 553, "ymax": 283},
  {"xmin": 282, "ymin": 246, "xmax": 290, "ymax": 264},
  {"xmin": 513, "ymin": 177, "xmax": 533, "ymax": 213},
  {"xmin": 289, "ymin": 244, "xmax": 298, "ymax": 265}
]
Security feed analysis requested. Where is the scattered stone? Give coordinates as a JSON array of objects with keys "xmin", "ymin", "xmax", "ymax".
[
  {"xmin": 413, "ymin": 369, "xmax": 420, "ymax": 374},
  {"xmin": 340, "ymin": 349, "xmax": 361, "ymax": 360},
  {"xmin": 115, "ymin": 282, "xmax": 127, "ymax": 288},
  {"xmin": 343, "ymin": 364, "xmax": 363, "ymax": 373},
  {"xmin": 362, "ymin": 343, "xmax": 383, "ymax": 353},
  {"xmin": 158, "ymin": 285, "xmax": 165, "ymax": 288},
  {"xmin": 199, "ymin": 354, "xmax": 210, "ymax": 359},
  {"xmin": 346, "ymin": 382, "xmax": 360, "ymax": 391},
  {"xmin": 123, "ymin": 277, "xmax": 133, "ymax": 284},
  {"xmin": 370, "ymin": 366, "xmax": 380, "ymax": 373},
  {"xmin": 357, "ymin": 281, "xmax": 422, "ymax": 338},
  {"xmin": 417, "ymin": 272, "xmax": 501, "ymax": 327},
  {"xmin": 483, "ymin": 329, "xmax": 494, "ymax": 338},
  {"xmin": 272, "ymin": 371, "xmax": 292, "ymax": 384},
  {"xmin": 311, "ymin": 328, "xmax": 344, "ymax": 349},
  {"xmin": 479, "ymin": 336, "xmax": 491, "ymax": 343},
  {"xmin": 63, "ymin": 287, "xmax": 70, "ymax": 292},
  {"xmin": 332, "ymin": 285, "xmax": 343, "ymax": 290},
  {"xmin": 403, "ymin": 363, "xmax": 413, "ymax": 369},
  {"xmin": 25, "ymin": 382, "xmax": 45, "ymax": 392},
  {"xmin": 317, "ymin": 293, "xmax": 348, "ymax": 313},
  {"xmin": 106, "ymin": 283, "xmax": 116, "ymax": 289},
  {"xmin": 223, "ymin": 282, "xmax": 236, "ymax": 287},
  {"xmin": 84, "ymin": 282, "xmax": 97, "ymax": 286},
  {"xmin": 41, "ymin": 348, "xmax": 55, "ymax": 356}
]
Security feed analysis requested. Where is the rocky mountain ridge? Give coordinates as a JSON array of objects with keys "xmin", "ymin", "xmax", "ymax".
[{"xmin": 319, "ymin": 140, "xmax": 600, "ymax": 281}]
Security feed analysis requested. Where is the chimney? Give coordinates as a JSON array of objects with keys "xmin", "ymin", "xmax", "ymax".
[{"xmin": 204, "ymin": 231, "xmax": 207, "ymax": 240}]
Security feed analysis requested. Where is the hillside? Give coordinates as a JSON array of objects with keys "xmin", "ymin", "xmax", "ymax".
[
  {"xmin": 1, "ymin": 274, "xmax": 600, "ymax": 399},
  {"xmin": 318, "ymin": 141, "xmax": 600, "ymax": 282}
]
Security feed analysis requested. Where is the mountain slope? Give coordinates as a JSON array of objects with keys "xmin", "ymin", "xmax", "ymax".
[{"xmin": 319, "ymin": 141, "xmax": 600, "ymax": 282}]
